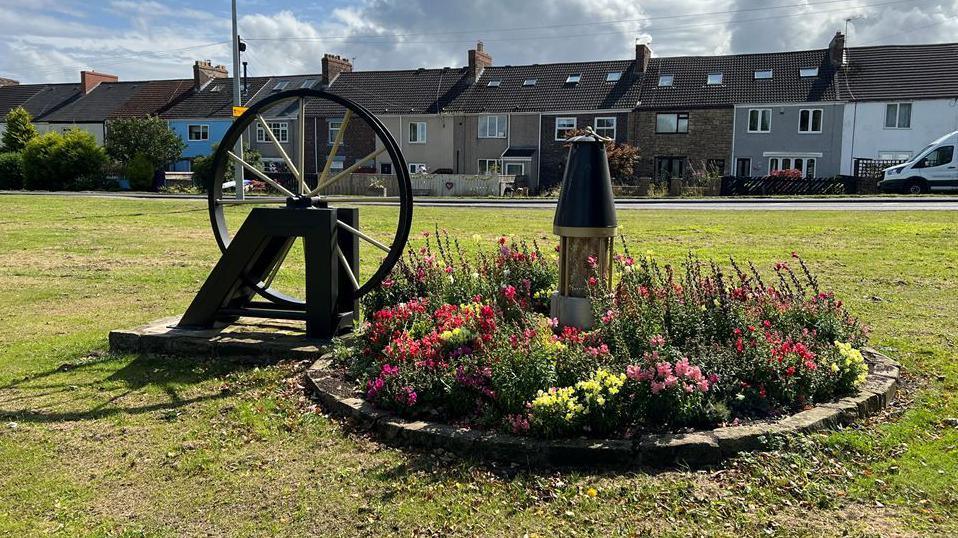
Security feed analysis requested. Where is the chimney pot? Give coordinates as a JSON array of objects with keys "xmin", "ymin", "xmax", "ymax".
[
  {"xmin": 193, "ymin": 59, "xmax": 228, "ymax": 90},
  {"xmin": 322, "ymin": 53, "xmax": 353, "ymax": 84},
  {"xmin": 635, "ymin": 42, "xmax": 652, "ymax": 72},
  {"xmin": 828, "ymin": 31, "xmax": 846, "ymax": 67},
  {"xmin": 467, "ymin": 41, "xmax": 492, "ymax": 84}
]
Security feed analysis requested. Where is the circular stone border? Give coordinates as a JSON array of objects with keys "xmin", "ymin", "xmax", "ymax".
[{"xmin": 305, "ymin": 348, "xmax": 900, "ymax": 467}]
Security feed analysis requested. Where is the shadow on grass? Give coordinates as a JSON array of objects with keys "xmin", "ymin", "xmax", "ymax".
[{"xmin": 0, "ymin": 352, "xmax": 262, "ymax": 424}]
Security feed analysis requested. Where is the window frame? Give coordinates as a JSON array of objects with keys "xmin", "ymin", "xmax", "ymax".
[
  {"xmin": 594, "ymin": 116, "xmax": 617, "ymax": 139},
  {"xmin": 503, "ymin": 162, "xmax": 525, "ymax": 176},
  {"xmin": 486, "ymin": 80, "xmax": 501, "ymax": 87},
  {"xmin": 565, "ymin": 74, "xmax": 581, "ymax": 84},
  {"xmin": 768, "ymin": 156, "xmax": 817, "ymax": 178},
  {"xmin": 408, "ymin": 162, "xmax": 427, "ymax": 174},
  {"xmin": 707, "ymin": 73, "xmax": 723, "ymax": 85},
  {"xmin": 256, "ymin": 121, "xmax": 289, "ymax": 143},
  {"xmin": 754, "ymin": 70, "xmax": 773, "ymax": 79},
  {"xmin": 408, "ymin": 121, "xmax": 427, "ymax": 144},
  {"xmin": 658, "ymin": 74, "xmax": 674, "ymax": 87},
  {"xmin": 522, "ymin": 78, "xmax": 537, "ymax": 87},
  {"xmin": 799, "ymin": 67, "xmax": 819, "ymax": 77},
  {"xmin": 884, "ymin": 102, "xmax": 912, "ymax": 129},
  {"xmin": 747, "ymin": 108, "xmax": 772, "ymax": 133},
  {"xmin": 187, "ymin": 124, "xmax": 209, "ymax": 142},
  {"xmin": 605, "ymin": 71, "xmax": 622, "ymax": 82},
  {"xmin": 327, "ymin": 119, "xmax": 343, "ymax": 145},
  {"xmin": 554, "ymin": 117, "xmax": 576, "ymax": 140},
  {"xmin": 655, "ymin": 112, "xmax": 689, "ymax": 134},
  {"xmin": 798, "ymin": 108, "xmax": 823, "ymax": 134},
  {"xmin": 478, "ymin": 115, "xmax": 508, "ymax": 139},
  {"xmin": 478, "ymin": 159, "xmax": 502, "ymax": 175}
]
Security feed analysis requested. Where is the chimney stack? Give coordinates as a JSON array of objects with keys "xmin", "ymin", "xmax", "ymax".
[
  {"xmin": 467, "ymin": 41, "xmax": 492, "ymax": 84},
  {"xmin": 81, "ymin": 70, "xmax": 117, "ymax": 94},
  {"xmin": 828, "ymin": 32, "xmax": 846, "ymax": 67},
  {"xmin": 635, "ymin": 42, "xmax": 652, "ymax": 72},
  {"xmin": 0, "ymin": 77, "xmax": 18, "ymax": 87},
  {"xmin": 193, "ymin": 59, "xmax": 228, "ymax": 90},
  {"xmin": 322, "ymin": 54, "xmax": 352, "ymax": 84}
]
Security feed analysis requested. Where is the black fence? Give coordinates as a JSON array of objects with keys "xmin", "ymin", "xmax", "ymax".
[
  {"xmin": 853, "ymin": 158, "xmax": 907, "ymax": 179},
  {"xmin": 720, "ymin": 176, "xmax": 860, "ymax": 196}
]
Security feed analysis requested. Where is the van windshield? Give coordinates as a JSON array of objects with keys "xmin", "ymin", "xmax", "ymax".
[{"xmin": 905, "ymin": 144, "xmax": 935, "ymax": 165}]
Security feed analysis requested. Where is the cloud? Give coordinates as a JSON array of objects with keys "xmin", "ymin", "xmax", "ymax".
[{"xmin": 2, "ymin": 0, "xmax": 957, "ymax": 83}]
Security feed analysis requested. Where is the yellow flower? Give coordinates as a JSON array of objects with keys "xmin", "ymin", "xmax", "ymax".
[
  {"xmin": 472, "ymin": 233, "xmax": 482, "ymax": 242},
  {"xmin": 586, "ymin": 487, "xmax": 598, "ymax": 497}
]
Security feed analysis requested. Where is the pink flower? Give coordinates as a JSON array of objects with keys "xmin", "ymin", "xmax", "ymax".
[
  {"xmin": 383, "ymin": 278, "xmax": 395, "ymax": 288},
  {"xmin": 445, "ymin": 265, "xmax": 454, "ymax": 274},
  {"xmin": 683, "ymin": 384, "xmax": 694, "ymax": 393},
  {"xmin": 588, "ymin": 277, "xmax": 598, "ymax": 287},
  {"xmin": 664, "ymin": 375, "xmax": 678, "ymax": 388},
  {"xmin": 421, "ymin": 231, "xmax": 430, "ymax": 238},
  {"xmin": 656, "ymin": 362, "xmax": 673, "ymax": 378},
  {"xmin": 587, "ymin": 255, "xmax": 598, "ymax": 268},
  {"xmin": 548, "ymin": 317, "xmax": 559, "ymax": 328},
  {"xmin": 502, "ymin": 285, "xmax": 517, "ymax": 301},
  {"xmin": 697, "ymin": 380, "xmax": 710, "ymax": 392},
  {"xmin": 601, "ymin": 310, "xmax": 615, "ymax": 324},
  {"xmin": 650, "ymin": 381, "xmax": 665, "ymax": 394},
  {"xmin": 649, "ymin": 335, "xmax": 666, "ymax": 348},
  {"xmin": 381, "ymin": 364, "xmax": 399, "ymax": 377},
  {"xmin": 674, "ymin": 358, "xmax": 689, "ymax": 377},
  {"xmin": 708, "ymin": 373, "xmax": 720, "ymax": 385}
]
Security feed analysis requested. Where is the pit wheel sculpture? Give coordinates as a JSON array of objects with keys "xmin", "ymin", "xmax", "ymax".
[{"xmin": 179, "ymin": 88, "xmax": 413, "ymax": 338}]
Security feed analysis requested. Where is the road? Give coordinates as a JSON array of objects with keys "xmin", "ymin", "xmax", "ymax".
[{"xmin": 4, "ymin": 191, "xmax": 958, "ymax": 211}]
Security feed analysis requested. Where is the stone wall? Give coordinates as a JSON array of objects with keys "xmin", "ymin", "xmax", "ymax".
[{"xmin": 631, "ymin": 107, "xmax": 733, "ymax": 178}]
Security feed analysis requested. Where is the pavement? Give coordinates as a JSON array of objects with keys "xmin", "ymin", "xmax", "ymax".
[{"xmin": 4, "ymin": 190, "xmax": 958, "ymax": 211}]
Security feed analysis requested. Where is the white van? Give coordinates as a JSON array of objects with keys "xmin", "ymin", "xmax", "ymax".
[{"xmin": 879, "ymin": 130, "xmax": 958, "ymax": 194}]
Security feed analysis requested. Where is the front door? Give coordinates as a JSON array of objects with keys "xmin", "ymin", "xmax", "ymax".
[
  {"xmin": 736, "ymin": 158, "xmax": 751, "ymax": 177},
  {"xmin": 655, "ymin": 157, "xmax": 686, "ymax": 180}
]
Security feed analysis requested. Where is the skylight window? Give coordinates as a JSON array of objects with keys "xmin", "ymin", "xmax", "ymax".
[
  {"xmin": 799, "ymin": 67, "xmax": 819, "ymax": 77},
  {"xmin": 272, "ymin": 81, "xmax": 290, "ymax": 91},
  {"xmin": 707, "ymin": 73, "xmax": 723, "ymax": 85},
  {"xmin": 487, "ymin": 80, "xmax": 501, "ymax": 87},
  {"xmin": 754, "ymin": 70, "xmax": 773, "ymax": 79},
  {"xmin": 606, "ymin": 71, "xmax": 622, "ymax": 82},
  {"xmin": 658, "ymin": 74, "xmax": 674, "ymax": 87},
  {"xmin": 209, "ymin": 84, "xmax": 222, "ymax": 92},
  {"xmin": 522, "ymin": 78, "xmax": 537, "ymax": 87},
  {"xmin": 565, "ymin": 74, "xmax": 581, "ymax": 84},
  {"xmin": 301, "ymin": 79, "xmax": 318, "ymax": 89}
]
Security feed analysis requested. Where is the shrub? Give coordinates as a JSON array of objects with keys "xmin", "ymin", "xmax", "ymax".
[
  {"xmin": 337, "ymin": 236, "xmax": 871, "ymax": 438},
  {"xmin": 191, "ymin": 145, "xmax": 262, "ymax": 193},
  {"xmin": 2, "ymin": 107, "xmax": 38, "ymax": 152},
  {"xmin": 0, "ymin": 151, "xmax": 24, "ymax": 189},
  {"xmin": 125, "ymin": 153, "xmax": 155, "ymax": 191},
  {"xmin": 22, "ymin": 130, "xmax": 107, "ymax": 191},
  {"xmin": 106, "ymin": 116, "xmax": 184, "ymax": 172}
]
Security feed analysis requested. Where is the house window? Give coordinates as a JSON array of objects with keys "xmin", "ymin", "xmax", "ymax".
[
  {"xmin": 329, "ymin": 158, "xmax": 344, "ymax": 170},
  {"xmin": 272, "ymin": 81, "xmax": 289, "ymax": 91},
  {"xmin": 800, "ymin": 67, "xmax": 819, "ymax": 77},
  {"xmin": 754, "ymin": 70, "xmax": 773, "ymax": 79},
  {"xmin": 478, "ymin": 159, "xmax": 501, "ymax": 174},
  {"xmin": 768, "ymin": 157, "xmax": 816, "ymax": 178},
  {"xmin": 885, "ymin": 103, "xmax": 912, "ymax": 129},
  {"xmin": 707, "ymin": 73, "xmax": 723, "ymax": 85},
  {"xmin": 187, "ymin": 124, "xmax": 208, "ymax": 141},
  {"xmin": 606, "ymin": 71, "xmax": 622, "ymax": 82},
  {"xmin": 256, "ymin": 121, "xmax": 288, "ymax": 143},
  {"xmin": 747, "ymin": 109, "xmax": 771, "ymax": 133},
  {"xmin": 655, "ymin": 157, "xmax": 686, "ymax": 180},
  {"xmin": 478, "ymin": 115, "xmax": 507, "ymax": 138},
  {"xmin": 658, "ymin": 74, "xmax": 674, "ymax": 87},
  {"xmin": 301, "ymin": 79, "xmax": 318, "ymax": 89},
  {"xmin": 504, "ymin": 162, "xmax": 525, "ymax": 175},
  {"xmin": 555, "ymin": 117, "xmax": 576, "ymax": 140},
  {"xmin": 408, "ymin": 121, "xmax": 427, "ymax": 143},
  {"xmin": 878, "ymin": 151, "xmax": 912, "ymax": 160},
  {"xmin": 655, "ymin": 113, "xmax": 689, "ymax": 134},
  {"xmin": 408, "ymin": 163, "xmax": 427, "ymax": 174},
  {"xmin": 523, "ymin": 79, "xmax": 537, "ymax": 86},
  {"xmin": 328, "ymin": 119, "xmax": 342, "ymax": 144},
  {"xmin": 380, "ymin": 163, "xmax": 392, "ymax": 174},
  {"xmin": 487, "ymin": 80, "xmax": 501, "ymax": 87},
  {"xmin": 798, "ymin": 109, "xmax": 823, "ymax": 133},
  {"xmin": 565, "ymin": 74, "xmax": 581, "ymax": 84},
  {"xmin": 594, "ymin": 117, "xmax": 617, "ymax": 139},
  {"xmin": 735, "ymin": 158, "xmax": 752, "ymax": 176}
]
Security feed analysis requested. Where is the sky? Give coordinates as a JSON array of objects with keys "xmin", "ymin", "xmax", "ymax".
[{"xmin": 0, "ymin": 0, "xmax": 956, "ymax": 83}]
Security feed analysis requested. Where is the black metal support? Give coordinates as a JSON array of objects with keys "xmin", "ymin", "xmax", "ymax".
[{"xmin": 179, "ymin": 206, "xmax": 358, "ymax": 339}]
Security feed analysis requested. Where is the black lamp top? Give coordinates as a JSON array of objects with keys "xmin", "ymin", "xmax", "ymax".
[{"xmin": 553, "ymin": 128, "xmax": 618, "ymax": 237}]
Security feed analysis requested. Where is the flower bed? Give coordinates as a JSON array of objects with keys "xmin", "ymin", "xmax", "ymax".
[{"xmin": 334, "ymin": 232, "xmax": 870, "ymax": 439}]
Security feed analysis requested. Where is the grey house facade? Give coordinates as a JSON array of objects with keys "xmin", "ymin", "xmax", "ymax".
[{"xmin": 731, "ymin": 102, "xmax": 845, "ymax": 177}]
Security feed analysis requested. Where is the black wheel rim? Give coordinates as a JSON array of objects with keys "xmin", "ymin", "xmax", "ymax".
[{"xmin": 208, "ymin": 88, "xmax": 413, "ymax": 305}]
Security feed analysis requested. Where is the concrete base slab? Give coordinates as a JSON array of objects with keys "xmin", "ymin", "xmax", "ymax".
[{"xmin": 109, "ymin": 316, "xmax": 330, "ymax": 361}]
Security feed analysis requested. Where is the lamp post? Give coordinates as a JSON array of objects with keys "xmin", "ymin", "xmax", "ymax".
[{"xmin": 551, "ymin": 127, "xmax": 618, "ymax": 329}]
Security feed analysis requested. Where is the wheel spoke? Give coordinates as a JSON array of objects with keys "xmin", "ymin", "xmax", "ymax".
[
  {"xmin": 216, "ymin": 196, "xmax": 288, "ymax": 205},
  {"xmin": 335, "ymin": 245, "xmax": 360, "ymax": 290},
  {"xmin": 309, "ymin": 147, "xmax": 388, "ymax": 195},
  {"xmin": 337, "ymin": 219, "xmax": 391, "ymax": 253},
  {"xmin": 255, "ymin": 114, "xmax": 301, "ymax": 186},
  {"xmin": 318, "ymin": 109, "xmax": 352, "ymax": 187},
  {"xmin": 297, "ymin": 97, "xmax": 307, "ymax": 195},
  {"xmin": 227, "ymin": 151, "xmax": 296, "ymax": 198}
]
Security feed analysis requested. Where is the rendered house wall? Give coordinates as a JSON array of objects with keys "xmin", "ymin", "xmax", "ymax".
[{"xmin": 732, "ymin": 103, "xmax": 844, "ymax": 177}]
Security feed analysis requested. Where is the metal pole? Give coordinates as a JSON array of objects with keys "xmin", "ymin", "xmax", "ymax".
[{"xmin": 231, "ymin": 0, "xmax": 244, "ymax": 200}]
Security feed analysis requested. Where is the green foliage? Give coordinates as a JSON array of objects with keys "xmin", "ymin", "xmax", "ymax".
[
  {"xmin": 22, "ymin": 130, "xmax": 108, "ymax": 190},
  {"xmin": 191, "ymin": 144, "xmax": 262, "ymax": 192},
  {"xmin": 105, "ymin": 116, "xmax": 184, "ymax": 171},
  {"xmin": 125, "ymin": 153, "xmax": 155, "ymax": 191},
  {"xmin": 0, "ymin": 151, "xmax": 24, "ymax": 189},
  {"xmin": 1, "ymin": 107, "xmax": 38, "ymax": 152}
]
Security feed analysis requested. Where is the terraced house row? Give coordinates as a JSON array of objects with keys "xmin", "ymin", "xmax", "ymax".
[{"xmin": 2, "ymin": 34, "xmax": 957, "ymax": 192}]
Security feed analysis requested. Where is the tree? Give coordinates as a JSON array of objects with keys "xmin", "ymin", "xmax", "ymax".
[
  {"xmin": 105, "ymin": 116, "xmax": 185, "ymax": 172},
  {"xmin": 562, "ymin": 128, "xmax": 640, "ymax": 183},
  {"xmin": 0, "ymin": 151, "xmax": 24, "ymax": 189},
  {"xmin": 2, "ymin": 107, "xmax": 39, "ymax": 152},
  {"xmin": 22, "ymin": 130, "xmax": 107, "ymax": 191}
]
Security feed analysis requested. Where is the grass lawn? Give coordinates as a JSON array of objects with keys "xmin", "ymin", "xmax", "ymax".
[{"xmin": 0, "ymin": 194, "xmax": 956, "ymax": 536}]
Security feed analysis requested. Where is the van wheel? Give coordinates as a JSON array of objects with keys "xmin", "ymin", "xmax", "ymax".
[{"xmin": 903, "ymin": 179, "xmax": 928, "ymax": 195}]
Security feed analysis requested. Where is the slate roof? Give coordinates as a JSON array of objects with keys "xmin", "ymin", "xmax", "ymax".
[
  {"xmin": 109, "ymin": 79, "xmax": 193, "ymax": 119},
  {"xmin": 322, "ymin": 67, "xmax": 470, "ymax": 115},
  {"xmin": 42, "ymin": 82, "xmax": 145, "ymax": 123},
  {"xmin": 637, "ymin": 49, "xmax": 839, "ymax": 109},
  {"xmin": 160, "ymin": 75, "xmax": 323, "ymax": 119},
  {"xmin": 451, "ymin": 60, "xmax": 642, "ymax": 113},
  {"xmin": 839, "ymin": 43, "xmax": 958, "ymax": 101},
  {"xmin": 0, "ymin": 83, "xmax": 81, "ymax": 119}
]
